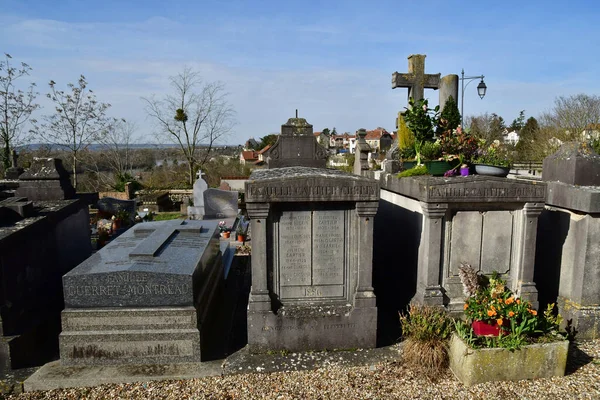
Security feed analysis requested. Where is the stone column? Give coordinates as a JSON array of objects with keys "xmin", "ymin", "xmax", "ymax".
[
  {"xmin": 514, "ymin": 202, "xmax": 544, "ymax": 309},
  {"xmin": 246, "ymin": 202, "xmax": 271, "ymax": 311},
  {"xmin": 354, "ymin": 128, "xmax": 371, "ymax": 176},
  {"xmin": 355, "ymin": 201, "xmax": 379, "ymax": 308},
  {"xmin": 439, "ymin": 74, "xmax": 459, "ymax": 113},
  {"xmin": 413, "ymin": 202, "xmax": 448, "ymax": 306}
]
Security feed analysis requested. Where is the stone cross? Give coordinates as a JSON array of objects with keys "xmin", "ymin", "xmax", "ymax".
[
  {"xmin": 392, "ymin": 54, "xmax": 440, "ymax": 103},
  {"xmin": 130, "ymin": 220, "xmax": 203, "ymax": 257}
]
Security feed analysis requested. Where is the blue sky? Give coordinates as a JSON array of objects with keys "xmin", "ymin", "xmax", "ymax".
[{"xmin": 1, "ymin": 0, "xmax": 599, "ymax": 145}]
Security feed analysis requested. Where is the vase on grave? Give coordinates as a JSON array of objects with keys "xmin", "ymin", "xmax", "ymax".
[{"xmin": 474, "ymin": 164, "xmax": 510, "ymax": 177}]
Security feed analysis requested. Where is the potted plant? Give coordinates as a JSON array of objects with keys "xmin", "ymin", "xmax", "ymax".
[
  {"xmin": 112, "ymin": 208, "xmax": 130, "ymax": 231},
  {"xmin": 236, "ymin": 225, "xmax": 246, "ymax": 242},
  {"xmin": 450, "ymin": 263, "xmax": 571, "ymax": 386},
  {"xmin": 218, "ymin": 221, "xmax": 231, "ymax": 238},
  {"xmin": 402, "ymin": 98, "xmax": 439, "ymax": 167},
  {"xmin": 473, "ymin": 139, "xmax": 512, "ymax": 177},
  {"xmin": 97, "ymin": 227, "xmax": 109, "ymax": 249},
  {"xmin": 438, "ymin": 126, "xmax": 478, "ymax": 177}
]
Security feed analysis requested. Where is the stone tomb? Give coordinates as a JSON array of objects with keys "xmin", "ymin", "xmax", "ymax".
[
  {"xmin": 245, "ymin": 167, "xmax": 379, "ymax": 352},
  {"xmin": 377, "ymin": 174, "xmax": 546, "ymax": 312},
  {"xmin": 60, "ymin": 219, "xmax": 223, "ymax": 365}
]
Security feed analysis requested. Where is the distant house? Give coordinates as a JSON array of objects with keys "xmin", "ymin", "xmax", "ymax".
[
  {"xmin": 239, "ymin": 150, "xmax": 258, "ymax": 165},
  {"xmin": 314, "ymin": 131, "xmax": 330, "ymax": 148},
  {"xmin": 245, "ymin": 137, "xmax": 260, "ymax": 150},
  {"xmin": 256, "ymin": 145, "xmax": 271, "ymax": 164},
  {"xmin": 364, "ymin": 127, "xmax": 391, "ymax": 152},
  {"xmin": 504, "ymin": 130, "xmax": 520, "ymax": 145}
]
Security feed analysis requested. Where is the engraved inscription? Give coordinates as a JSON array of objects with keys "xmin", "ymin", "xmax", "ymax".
[
  {"xmin": 429, "ymin": 186, "xmax": 545, "ymax": 200},
  {"xmin": 279, "ymin": 211, "xmax": 312, "ymax": 286},
  {"xmin": 312, "ymin": 210, "xmax": 344, "ymax": 285},
  {"xmin": 249, "ymin": 184, "xmax": 377, "ymax": 199}
]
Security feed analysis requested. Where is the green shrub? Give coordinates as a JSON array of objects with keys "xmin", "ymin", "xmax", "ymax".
[
  {"xmin": 420, "ymin": 141, "xmax": 442, "ymax": 161},
  {"xmin": 399, "ymin": 303, "xmax": 454, "ymax": 376}
]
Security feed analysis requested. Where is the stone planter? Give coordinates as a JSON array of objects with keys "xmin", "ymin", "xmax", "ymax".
[
  {"xmin": 449, "ymin": 334, "xmax": 569, "ymax": 386},
  {"xmin": 474, "ymin": 164, "xmax": 510, "ymax": 177}
]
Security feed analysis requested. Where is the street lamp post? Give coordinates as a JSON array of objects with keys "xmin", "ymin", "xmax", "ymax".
[{"xmin": 460, "ymin": 69, "xmax": 487, "ymax": 127}]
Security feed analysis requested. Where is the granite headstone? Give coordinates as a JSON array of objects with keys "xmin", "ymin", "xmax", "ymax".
[
  {"xmin": 60, "ymin": 219, "xmax": 224, "ymax": 365},
  {"xmin": 203, "ymin": 188, "xmax": 238, "ymax": 219},
  {"xmin": 15, "ymin": 158, "xmax": 75, "ymax": 201}
]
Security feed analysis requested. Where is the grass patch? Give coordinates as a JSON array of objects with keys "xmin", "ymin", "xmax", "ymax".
[{"xmin": 153, "ymin": 212, "xmax": 184, "ymax": 221}]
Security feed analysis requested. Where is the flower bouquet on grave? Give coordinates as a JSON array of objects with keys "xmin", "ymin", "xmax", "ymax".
[{"xmin": 438, "ymin": 126, "xmax": 478, "ymax": 177}]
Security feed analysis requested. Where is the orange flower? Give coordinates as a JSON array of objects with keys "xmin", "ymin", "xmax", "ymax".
[
  {"xmin": 487, "ymin": 309, "xmax": 497, "ymax": 317},
  {"xmin": 528, "ymin": 309, "xmax": 537, "ymax": 316},
  {"xmin": 464, "ymin": 303, "xmax": 469, "ymax": 310},
  {"xmin": 505, "ymin": 297, "xmax": 514, "ymax": 305},
  {"xmin": 498, "ymin": 298, "xmax": 503, "ymax": 304},
  {"xmin": 516, "ymin": 299, "xmax": 521, "ymax": 305},
  {"xmin": 497, "ymin": 318, "xmax": 503, "ymax": 326},
  {"xmin": 508, "ymin": 311, "xmax": 515, "ymax": 317}
]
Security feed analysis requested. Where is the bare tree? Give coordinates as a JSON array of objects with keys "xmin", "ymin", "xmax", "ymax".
[
  {"xmin": 541, "ymin": 94, "xmax": 600, "ymax": 140},
  {"xmin": 39, "ymin": 75, "xmax": 114, "ymax": 189},
  {"xmin": 100, "ymin": 119, "xmax": 138, "ymax": 180},
  {"xmin": 465, "ymin": 112, "xmax": 506, "ymax": 143},
  {"xmin": 0, "ymin": 53, "xmax": 39, "ymax": 172},
  {"xmin": 143, "ymin": 67, "xmax": 236, "ymax": 186}
]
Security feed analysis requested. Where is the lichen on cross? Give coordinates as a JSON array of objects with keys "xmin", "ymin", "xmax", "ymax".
[{"xmin": 392, "ymin": 54, "xmax": 441, "ymax": 104}]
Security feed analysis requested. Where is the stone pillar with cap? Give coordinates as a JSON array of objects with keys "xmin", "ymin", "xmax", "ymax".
[{"xmin": 354, "ymin": 128, "xmax": 371, "ymax": 176}]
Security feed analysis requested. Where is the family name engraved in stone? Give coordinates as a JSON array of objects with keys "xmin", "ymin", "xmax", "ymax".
[
  {"xmin": 65, "ymin": 283, "xmax": 189, "ymax": 297},
  {"xmin": 261, "ymin": 323, "xmax": 357, "ymax": 332},
  {"xmin": 429, "ymin": 186, "xmax": 545, "ymax": 199},
  {"xmin": 249, "ymin": 184, "xmax": 376, "ymax": 198}
]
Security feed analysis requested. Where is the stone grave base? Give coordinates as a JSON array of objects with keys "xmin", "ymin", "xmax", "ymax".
[
  {"xmin": 59, "ymin": 307, "xmax": 202, "ymax": 366},
  {"xmin": 247, "ymin": 306, "xmax": 377, "ymax": 353},
  {"xmin": 558, "ymin": 297, "xmax": 600, "ymax": 340}
]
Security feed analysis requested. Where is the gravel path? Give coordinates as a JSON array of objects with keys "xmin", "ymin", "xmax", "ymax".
[{"xmin": 9, "ymin": 340, "xmax": 600, "ymax": 400}]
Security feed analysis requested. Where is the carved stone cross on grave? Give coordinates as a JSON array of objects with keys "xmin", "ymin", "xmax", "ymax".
[
  {"xmin": 130, "ymin": 219, "xmax": 203, "ymax": 257},
  {"xmin": 392, "ymin": 54, "xmax": 441, "ymax": 103}
]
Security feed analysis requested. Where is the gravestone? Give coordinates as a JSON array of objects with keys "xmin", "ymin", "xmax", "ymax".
[
  {"xmin": 538, "ymin": 143, "xmax": 600, "ymax": 338},
  {"xmin": 15, "ymin": 158, "xmax": 75, "ymax": 201},
  {"xmin": 60, "ymin": 219, "xmax": 224, "ymax": 365},
  {"xmin": 392, "ymin": 54, "xmax": 441, "ymax": 104},
  {"xmin": 354, "ymin": 128, "xmax": 371, "ymax": 175},
  {"xmin": 4, "ymin": 150, "xmax": 24, "ymax": 180},
  {"xmin": 203, "ymin": 188, "xmax": 238, "ymax": 219},
  {"xmin": 0, "ymin": 199, "xmax": 90, "ymax": 372},
  {"xmin": 245, "ymin": 167, "xmax": 379, "ymax": 352},
  {"xmin": 266, "ymin": 116, "xmax": 328, "ymax": 169},
  {"xmin": 376, "ymin": 174, "xmax": 546, "ymax": 312},
  {"xmin": 96, "ymin": 197, "xmax": 136, "ymax": 223},
  {"xmin": 188, "ymin": 170, "xmax": 208, "ymax": 220}
]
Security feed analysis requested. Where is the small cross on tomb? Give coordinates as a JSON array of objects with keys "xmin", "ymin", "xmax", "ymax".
[
  {"xmin": 129, "ymin": 220, "xmax": 202, "ymax": 257},
  {"xmin": 392, "ymin": 54, "xmax": 441, "ymax": 103}
]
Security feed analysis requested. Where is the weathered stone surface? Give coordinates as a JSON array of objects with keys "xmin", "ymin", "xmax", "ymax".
[
  {"xmin": 449, "ymin": 334, "xmax": 568, "ymax": 386},
  {"xmin": 439, "ymin": 74, "xmax": 459, "ymax": 113},
  {"xmin": 380, "ymin": 174, "xmax": 546, "ymax": 203},
  {"xmin": 59, "ymin": 308, "xmax": 201, "ymax": 365},
  {"xmin": 15, "ymin": 158, "xmax": 75, "ymax": 201},
  {"xmin": 246, "ymin": 167, "xmax": 378, "ymax": 203},
  {"xmin": 266, "ymin": 117, "xmax": 328, "ymax": 169},
  {"xmin": 546, "ymin": 181, "xmax": 600, "ymax": 213},
  {"xmin": 391, "ymin": 54, "xmax": 440, "ymax": 103},
  {"xmin": 63, "ymin": 219, "xmax": 220, "ymax": 308},
  {"xmin": 543, "ymin": 142, "xmax": 600, "ymax": 186},
  {"xmin": 354, "ymin": 129, "xmax": 371, "ymax": 175},
  {"xmin": 377, "ymin": 172, "xmax": 544, "ymax": 313},
  {"xmin": 246, "ymin": 166, "xmax": 379, "ymax": 352},
  {"xmin": 203, "ymin": 189, "xmax": 238, "ymax": 219}
]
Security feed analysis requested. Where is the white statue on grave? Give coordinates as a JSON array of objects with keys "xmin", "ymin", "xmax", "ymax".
[{"xmin": 188, "ymin": 170, "xmax": 208, "ymax": 220}]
